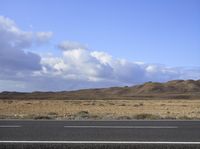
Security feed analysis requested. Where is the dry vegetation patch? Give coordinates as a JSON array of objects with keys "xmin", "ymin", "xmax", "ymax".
[{"xmin": 0, "ymin": 99, "xmax": 200, "ymax": 120}]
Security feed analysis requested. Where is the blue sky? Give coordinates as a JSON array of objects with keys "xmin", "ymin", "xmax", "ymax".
[
  {"xmin": 1, "ymin": 0, "xmax": 200, "ymax": 66},
  {"xmin": 0, "ymin": 0, "xmax": 200, "ymax": 91}
]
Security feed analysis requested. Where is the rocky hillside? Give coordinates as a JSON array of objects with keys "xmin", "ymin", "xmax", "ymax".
[{"xmin": 0, "ymin": 80, "xmax": 200, "ymax": 100}]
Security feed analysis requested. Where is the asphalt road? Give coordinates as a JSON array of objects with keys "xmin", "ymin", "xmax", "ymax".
[{"xmin": 0, "ymin": 120, "xmax": 200, "ymax": 144}]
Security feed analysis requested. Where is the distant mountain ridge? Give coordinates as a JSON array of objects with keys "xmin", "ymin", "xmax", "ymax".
[{"xmin": 0, "ymin": 80, "xmax": 200, "ymax": 100}]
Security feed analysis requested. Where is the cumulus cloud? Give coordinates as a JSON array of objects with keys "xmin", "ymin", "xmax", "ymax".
[
  {"xmin": 40, "ymin": 40, "xmax": 200, "ymax": 91},
  {"xmin": 36, "ymin": 31, "xmax": 53, "ymax": 43},
  {"xmin": 0, "ymin": 16, "xmax": 51, "ymax": 91},
  {"xmin": 0, "ymin": 16, "xmax": 33, "ymax": 49},
  {"xmin": 0, "ymin": 16, "xmax": 42, "ymax": 71},
  {"xmin": 41, "ymin": 48, "xmax": 114, "ymax": 82},
  {"xmin": 58, "ymin": 41, "xmax": 86, "ymax": 51},
  {"xmin": 0, "ymin": 16, "xmax": 199, "ymax": 92}
]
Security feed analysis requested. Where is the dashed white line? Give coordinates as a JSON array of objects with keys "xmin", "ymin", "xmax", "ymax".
[
  {"xmin": 0, "ymin": 125, "xmax": 21, "ymax": 128},
  {"xmin": 64, "ymin": 126, "xmax": 178, "ymax": 129},
  {"xmin": 0, "ymin": 141, "xmax": 200, "ymax": 144}
]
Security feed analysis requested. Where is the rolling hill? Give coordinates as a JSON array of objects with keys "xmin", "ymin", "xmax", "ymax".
[{"xmin": 0, "ymin": 79, "xmax": 200, "ymax": 100}]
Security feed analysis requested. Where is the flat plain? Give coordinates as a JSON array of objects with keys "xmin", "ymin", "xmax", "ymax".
[
  {"xmin": 0, "ymin": 99, "xmax": 200, "ymax": 120},
  {"xmin": 0, "ymin": 80, "xmax": 200, "ymax": 120}
]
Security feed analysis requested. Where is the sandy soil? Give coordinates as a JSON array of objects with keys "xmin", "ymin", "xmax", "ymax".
[{"xmin": 0, "ymin": 99, "xmax": 200, "ymax": 119}]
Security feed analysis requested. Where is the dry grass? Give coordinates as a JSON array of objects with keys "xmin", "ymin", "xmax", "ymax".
[{"xmin": 0, "ymin": 99, "xmax": 200, "ymax": 120}]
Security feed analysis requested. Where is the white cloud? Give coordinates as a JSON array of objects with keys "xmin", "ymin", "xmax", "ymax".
[
  {"xmin": 58, "ymin": 41, "xmax": 86, "ymax": 51},
  {"xmin": 40, "ymin": 40, "xmax": 199, "ymax": 91},
  {"xmin": 36, "ymin": 32, "xmax": 53, "ymax": 43},
  {"xmin": 0, "ymin": 16, "xmax": 52, "ymax": 72},
  {"xmin": 91, "ymin": 51, "xmax": 112, "ymax": 65},
  {"xmin": 0, "ymin": 16, "xmax": 199, "ymax": 92},
  {"xmin": 41, "ymin": 47, "xmax": 114, "ymax": 82},
  {"xmin": 0, "ymin": 16, "xmax": 33, "ymax": 49},
  {"xmin": 0, "ymin": 16, "xmax": 52, "ymax": 91},
  {"xmin": 0, "ymin": 16, "xmax": 41, "ymax": 71}
]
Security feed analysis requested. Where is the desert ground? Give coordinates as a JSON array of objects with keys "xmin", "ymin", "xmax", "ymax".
[
  {"xmin": 1, "ymin": 80, "xmax": 200, "ymax": 120},
  {"xmin": 0, "ymin": 99, "xmax": 200, "ymax": 120}
]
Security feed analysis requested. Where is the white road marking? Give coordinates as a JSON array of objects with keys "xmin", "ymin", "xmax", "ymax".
[
  {"xmin": 64, "ymin": 126, "xmax": 178, "ymax": 129},
  {"xmin": 0, "ymin": 141, "xmax": 200, "ymax": 144},
  {"xmin": 0, "ymin": 125, "xmax": 21, "ymax": 128}
]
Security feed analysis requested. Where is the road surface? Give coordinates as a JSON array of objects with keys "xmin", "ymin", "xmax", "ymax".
[{"xmin": 0, "ymin": 120, "xmax": 200, "ymax": 144}]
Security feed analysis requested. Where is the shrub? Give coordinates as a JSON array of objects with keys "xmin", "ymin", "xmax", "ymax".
[{"xmin": 134, "ymin": 113, "xmax": 161, "ymax": 119}]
